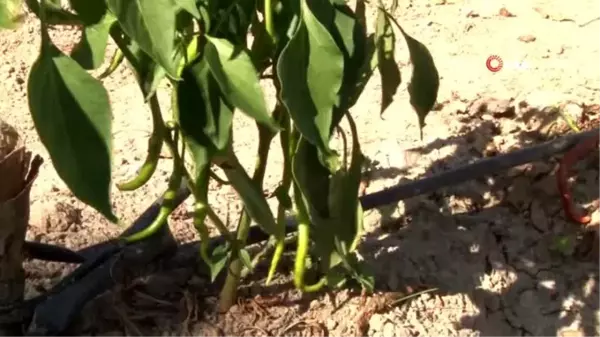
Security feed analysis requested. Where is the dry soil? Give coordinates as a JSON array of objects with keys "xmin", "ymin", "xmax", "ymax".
[{"xmin": 1, "ymin": 0, "xmax": 599, "ymax": 335}]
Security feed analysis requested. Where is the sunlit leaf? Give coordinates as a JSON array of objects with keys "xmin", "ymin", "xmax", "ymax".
[
  {"xmin": 28, "ymin": 40, "xmax": 116, "ymax": 222},
  {"xmin": 220, "ymin": 156, "xmax": 279, "ymax": 237},
  {"xmin": 277, "ymin": 0, "xmax": 344, "ymax": 170},
  {"xmin": 0, "ymin": 0, "xmax": 25, "ymax": 30},
  {"xmin": 174, "ymin": 0, "xmax": 201, "ymax": 19},
  {"xmin": 71, "ymin": 14, "xmax": 116, "ymax": 70},
  {"xmin": 204, "ymin": 35, "xmax": 280, "ymax": 132},
  {"xmin": 106, "ymin": 0, "xmax": 179, "ymax": 78},
  {"xmin": 109, "ymin": 24, "xmax": 166, "ymax": 99},
  {"xmin": 68, "ymin": 0, "xmax": 113, "ymax": 69},
  {"xmin": 176, "ymin": 57, "xmax": 233, "ymax": 153}
]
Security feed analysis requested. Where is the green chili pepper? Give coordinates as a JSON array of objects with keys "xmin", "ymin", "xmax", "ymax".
[
  {"xmin": 264, "ymin": 0, "xmax": 276, "ymax": 43},
  {"xmin": 292, "ymin": 183, "xmax": 327, "ymax": 292},
  {"xmin": 123, "ymin": 143, "xmax": 182, "ymax": 243},
  {"xmin": 266, "ymin": 110, "xmax": 291, "ymax": 284},
  {"xmin": 97, "ymin": 48, "xmax": 124, "ymax": 80},
  {"xmin": 116, "ymin": 97, "xmax": 165, "ymax": 191},
  {"xmin": 192, "ymin": 164, "xmax": 213, "ymax": 269}
]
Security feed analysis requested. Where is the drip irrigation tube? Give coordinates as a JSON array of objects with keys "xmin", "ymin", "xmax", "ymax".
[{"xmin": 8, "ymin": 128, "xmax": 598, "ymax": 335}]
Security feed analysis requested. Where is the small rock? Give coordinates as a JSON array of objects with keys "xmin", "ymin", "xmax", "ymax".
[
  {"xmin": 465, "ymin": 10, "xmax": 479, "ymax": 18},
  {"xmin": 368, "ymin": 314, "xmax": 386, "ymax": 332},
  {"xmin": 0, "ymin": 118, "xmax": 20, "ymax": 160},
  {"xmin": 588, "ymin": 208, "xmax": 599, "ymax": 228},
  {"xmin": 561, "ymin": 102, "xmax": 584, "ymax": 123},
  {"xmin": 518, "ymin": 35, "xmax": 536, "ymax": 43},
  {"xmin": 499, "ymin": 7, "xmax": 515, "ymax": 17},
  {"xmin": 506, "ymin": 176, "xmax": 532, "ymax": 210},
  {"xmin": 30, "ymin": 200, "xmax": 82, "ymax": 232},
  {"xmin": 383, "ymin": 321, "xmax": 396, "ymax": 337},
  {"xmin": 530, "ymin": 200, "xmax": 549, "ymax": 231},
  {"xmin": 582, "ymin": 276, "xmax": 598, "ymax": 297},
  {"xmin": 507, "ymin": 163, "xmax": 532, "ymax": 177},
  {"xmin": 538, "ymin": 279, "xmax": 556, "ymax": 292},
  {"xmin": 532, "ymin": 174, "xmax": 558, "ymax": 197},
  {"xmin": 463, "ymin": 22, "xmax": 475, "ymax": 32}
]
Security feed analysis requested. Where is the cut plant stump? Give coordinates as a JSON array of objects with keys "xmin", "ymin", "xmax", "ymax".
[{"xmin": 0, "ymin": 119, "xmax": 42, "ymax": 335}]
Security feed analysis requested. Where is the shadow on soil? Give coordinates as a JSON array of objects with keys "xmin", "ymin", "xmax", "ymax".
[
  {"xmin": 355, "ymin": 101, "xmax": 599, "ymax": 336},
  {"xmin": 54, "ymin": 99, "xmax": 598, "ymax": 336}
]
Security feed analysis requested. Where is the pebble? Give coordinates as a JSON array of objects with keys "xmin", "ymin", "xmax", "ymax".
[
  {"xmin": 383, "ymin": 321, "xmax": 396, "ymax": 337},
  {"xmin": 518, "ymin": 35, "xmax": 537, "ymax": 43},
  {"xmin": 368, "ymin": 314, "xmax": 385, "ymax": 332}
]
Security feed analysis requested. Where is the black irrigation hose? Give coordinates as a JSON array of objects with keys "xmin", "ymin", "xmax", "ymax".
[
  {"xmin": 15, "ymin": 128, "xmax": 599, "ymax": 335},
  {"xmin": 25, "ymin": 128, "xmax": 600, "ymax": 263},
  {"xmin": 21, "ymin": 179, "xmax": 270, "ymax": 335},
  {"xmin": 360, "ymin": 128, "xmax": 599, "ymax": 210},
  {"xmin": 23, "ymin": 241, "xmax": 85, "ymax": 264}
]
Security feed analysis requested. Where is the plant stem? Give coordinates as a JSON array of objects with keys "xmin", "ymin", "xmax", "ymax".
[
  {"xmin": 217, "ymin": 115, "xmax": 278, "ymax": 312},
  {"xmin": 265, "ymin": 108, "xmax": 292, "ymax": 283},
  {"xmin": 148, "ymin": 94, "xmax": 236, "ymax": 243}
]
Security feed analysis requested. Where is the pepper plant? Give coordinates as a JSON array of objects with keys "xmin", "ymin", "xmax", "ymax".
[{"xmin": 1, "ymin": 0, "xmax": 439, "ymax": 311}]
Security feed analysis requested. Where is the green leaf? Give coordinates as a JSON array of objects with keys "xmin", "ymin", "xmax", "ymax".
[
  {"xmin": 291, "ymin": 137, "xmax": 330, "ymax": 218},
  {"xmin": 328, "ymin": 112, "xmax": 363, "ymax": 251},
  {"xmin": 208, "ymin": 0, "xmax": 254, "ymax": 44},
  {"xmin": 249, "ymin": 17, "xmax": 273, "ymax": 73},
  {"xmin": 176, "ymin": 57, "xmax": 233, "ymax": 153},
  {"xmin": 375, "ymin": 7, "xmax": 400, "ymax": 116},
  {"xmin": 69, "ymin": 0, "xmax": 107, "ymax": 24},
  {"xmin": 350, "ymin": 34, "xmax": 377, "ymax": 105},
  {"xmin": 398, "ymin": 25, "xmax": 439, "ymax": 136},
  {"xmin": 106, "ymin": 0, "xmax": 179, "ymax": 79},
  {"xmin": 171, "ymin": 85, "xmax": 212, "ymax": 184},
  {"xmin": 0, "ymin": 0, "xmax": 25, "ymax": 30},
  {"xmin": 71, "ymin": 14, "xmax": 116, "ymax": 70},
  {"xmin": 204, "ymin": 35, "xmax": 280, "ymax": 132},
  {"xmin": 239, "ymin": 248, "xmax": 253, "ymax": 270},
  {"xmin": 292, "ymin": 114, "xmax": 365, "ymax": 283},
  {"xmin": 220, "ymin": 156, "xmax": 279, "ymax": 237},
  {"xmin": 197, "ymin": 2, "xmax": 211, "ymax": 32},
  {"xmin": 271, "ymin": 0, "xmax": 300, "ymax": 44},
  {"xmin": 174, "ymin": 0, "xmax": 201, "ymax": 19},
  {"xmin": 330, "ymin": 4, "xmax": 368, "ymax": 126},
  {"xmin": 209, "ymin": 242, "xmax": 231, "ymax": 282},
  {"xmin": 109, "ymin": 24, "xmax": 166, "ymax": 99},
  {"xmin": 69, "ymin": 0, "xmax": 113, "ymax": 69},
  {"xmin": 276, "ymin": 0, "xmax": 344, "ymax": 169},
  {"xmin": 27, "ymin": 42, "xmax": 116, "ymax": 222}
]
